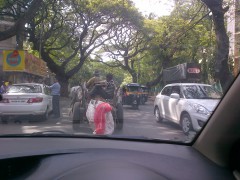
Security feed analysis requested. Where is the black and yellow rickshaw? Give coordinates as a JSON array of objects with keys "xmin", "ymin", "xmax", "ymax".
[{"xmin": 122, "ymin": 83, "xmax": 141, "ymax": 109}]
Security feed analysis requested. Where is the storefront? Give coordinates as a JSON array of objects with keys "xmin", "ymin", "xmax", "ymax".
[{"xmin": 0, "ymin": 50, "xmax": 48, "ymax": 84}]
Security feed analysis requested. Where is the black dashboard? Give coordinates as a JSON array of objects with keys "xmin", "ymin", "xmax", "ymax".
[{"xmin": 0, "ymin": 137, "xmax": 234, "ymax": 180}]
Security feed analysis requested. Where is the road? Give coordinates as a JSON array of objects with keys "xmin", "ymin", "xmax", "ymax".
[{"xmin": 0, "ymin": 97, "xmax": 190, "ymax": 142}]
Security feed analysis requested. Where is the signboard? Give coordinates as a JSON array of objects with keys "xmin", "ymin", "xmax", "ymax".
[
  {"xmin": 25, "ymin": 53, "xmax": 48, "ymax": 77},
  {"xmin": 3, "ymin": 50, "xmax": 48, "ymax": 77},
  {"xmin": 3, "ymin": 50, "xmax": 25, "ymax": 71}
]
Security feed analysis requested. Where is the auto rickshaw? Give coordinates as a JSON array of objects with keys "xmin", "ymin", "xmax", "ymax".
[{"xmin": 122, "ymin": 83, "xmax": 141, "ymax": 109}]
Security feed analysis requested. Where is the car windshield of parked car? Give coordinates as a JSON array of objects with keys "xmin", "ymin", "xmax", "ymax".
[
  {"xmin": 0, "ymin": 0, "xmax": 239, "ymax": 143},
  {"xmin": 182, "ymin": 85, "xmax": 222, "ymax": 99},
  {"xmin": 8, "ymin": 85, "xmax": 42, "ymax": 93}
]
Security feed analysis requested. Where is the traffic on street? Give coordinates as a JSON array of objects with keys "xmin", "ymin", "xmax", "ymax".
[{"xmin": 0, "ymin": 96, "xmax": 189, "ymax": 142}]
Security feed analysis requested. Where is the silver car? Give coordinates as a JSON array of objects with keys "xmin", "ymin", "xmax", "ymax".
[
  {"xmin": 0, "ymin": 83, "xmax": 52, "ymax": 121},
  {"xmin": 154, "ymin": 83, "xmax": 222, "ymax": 134}
]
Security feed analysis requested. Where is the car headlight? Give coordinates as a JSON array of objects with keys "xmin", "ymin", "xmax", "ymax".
[{"xmin": 191, "ymin": 103, "xmax": 210, "ymax": 116}]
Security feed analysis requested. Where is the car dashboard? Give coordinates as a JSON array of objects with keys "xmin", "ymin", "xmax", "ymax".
[{"xmin": 0, "ymin": 137, "xmax": 235, "ymax": 180}]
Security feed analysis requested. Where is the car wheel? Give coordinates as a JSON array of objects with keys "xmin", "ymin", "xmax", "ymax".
[
  {"xmin": 132, "ymin": 104, "xmax": 139, "ymax": 110},
  {"xmin": 1, "ymin": 116, "xmax": 9, "ymax": 123},
  {"xmin": 181, "ymin": 113, "xmax": 193, "ymax": 135},
  {"xmin": 141, "ymin": 97, "xmax": 145, "ymax": 105},
  {"xmin": 154, "ymin": 107, "xmax": 163, "ymax": 123},
  {"xmin": 41, "ymin": 108, "xmax": 49, "ymax": 121},
  {"xmin": 116, "ymin": 103, "xmax": 124, "ymax": 130}
]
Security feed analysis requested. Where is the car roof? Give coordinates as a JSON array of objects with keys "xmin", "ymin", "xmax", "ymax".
[
  {"xmin": 12, "ymin": 83, "xmax": 44, "ymax": 86},
  {"xmin": 164, "ymin": 83, "xmax": 212, "ymax": 87},
  {"xmin": 127, "ymin": 83, "xmax": 140, "ymax": 86}
]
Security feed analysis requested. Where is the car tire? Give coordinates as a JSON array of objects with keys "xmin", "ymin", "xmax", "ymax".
[
  {"xmin": 132, "ymin": 104, "xmax": 139, "ymax": 110},
  {"xmin": 154, "ymin": 106, "xmax": 163, "ymax": 123},
  {"xmin": 181, "ymin": 113, "xmax": 193, "ymax": 135},
  {"xmin": 1, "ymin": 116, "xmax": 9, "ymax": 123},
  {"xmin": 141, "ymin": 97, "xmax": 145, "ymax": 105},
  {"xmin": 41, "ymin": 108, "xmax": 49, "ymax": 121},
  {"xmin": 116, "ymin": 103, "xmax": 124, "ymax": 130}
]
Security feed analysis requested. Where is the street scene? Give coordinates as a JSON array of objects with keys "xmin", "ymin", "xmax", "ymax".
[
  {"xmin": 0, "ymin": 96, "xmax": 188, "ymax": 142},
  {"xmin": 0, "ymin": 0, "xmax": 238, "ymax": 143}
]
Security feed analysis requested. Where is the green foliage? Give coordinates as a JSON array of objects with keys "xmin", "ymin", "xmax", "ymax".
[{"xmin": 136, "ymin": 0, "xmax": 216, "ymax": 85}]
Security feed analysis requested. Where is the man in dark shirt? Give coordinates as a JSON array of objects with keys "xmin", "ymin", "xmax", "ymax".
[
  {"xmin": 89, "ymin": 73, "xmax": 116, "ymax": 100},
  {"xmin": 104, "ymin": 73, "xmax": 115, "ymax": 99}
]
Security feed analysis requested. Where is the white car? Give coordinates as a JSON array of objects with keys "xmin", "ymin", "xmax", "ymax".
[
  {"xmin": 154, "ymin": 83, "xmax": 221, "ymax": 134},
  {"xmin": 0, "ymin": 83, "xmax": 53, "ymax": 121}
]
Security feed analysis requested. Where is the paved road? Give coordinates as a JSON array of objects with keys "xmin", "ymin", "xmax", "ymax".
[{"xmin": 0, "ymin": 97, "xmax": 190, "ymax": 142}]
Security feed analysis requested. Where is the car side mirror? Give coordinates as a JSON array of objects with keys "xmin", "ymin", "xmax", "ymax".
[{"xmin": 170, "ymin": 93, "xmax": 180, "ymax": 99}]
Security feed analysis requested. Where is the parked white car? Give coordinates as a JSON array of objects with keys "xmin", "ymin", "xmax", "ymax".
[
  {"xmin": 154, "ymin": 83, "xmax": 221, "ymax": 134},
  {"xmin": 0, "ymin": 83, "xmax": 52, "ymax": 121}
]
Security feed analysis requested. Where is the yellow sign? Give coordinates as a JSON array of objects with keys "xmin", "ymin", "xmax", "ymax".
[
  {"xmin": 3, "ymin": 50, "xmax": 25, "ymax": 71},
  {"xmin": 2, "ymin": 50, "xmax": 48, "ymax": 77}
]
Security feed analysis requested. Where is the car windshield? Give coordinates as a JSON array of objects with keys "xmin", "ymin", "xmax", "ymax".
[
  {"xmin": 8, "ymin": 85, "xmax": 42, "ymax": 93},
  {"xmin": 182, "ymin": 85, "xmax": 222, "ymax": 99},
  {"xmin": 0, "ymin": 0, "xmax": 239, "ymax": 143},
  {"xmin": 128, "ymin": 86, "xmax": 140, "ymax": 92}
]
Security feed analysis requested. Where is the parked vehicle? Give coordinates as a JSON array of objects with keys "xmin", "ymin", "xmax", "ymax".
[
  {"xmin": 154, "ymin": 83, "xmax": 221, "ymax": 134},
  {"xmin": 0, "ymin": 83, "xmax": 52, "ymax": 121},
  {"xmin": 162, "ymin": 63, "xmax": 202, "ymax": 84},
  {"xmin": 122, "ymin": 83, "xmax": 141, "ymax": 109},
  {"xmin": 71, "ymin": 83, "xmax": 124, "ymax": 130}
]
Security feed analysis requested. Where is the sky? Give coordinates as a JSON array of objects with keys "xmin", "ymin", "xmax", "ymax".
[{"xmin": 131, "ymin": 0, "xmax": 175, "ymax": 17}]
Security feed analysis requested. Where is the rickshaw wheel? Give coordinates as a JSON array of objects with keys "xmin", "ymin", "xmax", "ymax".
[
  {"xmin": 72, "ymin": 102, "xmax": 81, "ymax": 123},
  {"xmin": 116, "ymin": 103, "xmax": 124, "ymax": 130}
]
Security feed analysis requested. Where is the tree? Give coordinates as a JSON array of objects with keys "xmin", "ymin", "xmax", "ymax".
[
  {"xmin": 26, "ymin": 0, "xmax": 141, "ymax": 96},
  {"xmin": 96, "ymin": 23, "xmax": 149, "ymax": 83},
  {"xmin": 144, "ymin": 0, "xmax": 219, "ymax": 88},
  {"xmin": 201, "ymin": 0, "xmax": 233, "ymax": 92},
  {"xmin": 0, "ymin": 0, "xmax": 43, "ymax": 43}
]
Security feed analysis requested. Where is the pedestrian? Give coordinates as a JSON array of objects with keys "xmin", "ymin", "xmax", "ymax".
[
  {"xmin": 49, "ymin": 78, "xmax": 61, "ymax": 118},
  {"xmin": 0, "ymin": 81, "xmax": 8, "ymax": 94}
]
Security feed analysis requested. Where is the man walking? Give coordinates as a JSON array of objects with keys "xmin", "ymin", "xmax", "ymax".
[{"xmin": 49, "ymin": 78, "xmax": 61, "ymax": 118}]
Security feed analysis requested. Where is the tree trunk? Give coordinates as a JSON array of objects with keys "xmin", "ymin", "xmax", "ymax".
[
  {"xmin": 57, "ymin": 76, "xmax": 69, "ymax": 97},
  {"xmin": 132, "ymin": 73, "xmax": 138, "ymax": 83},
  {"xmin": 201, "ymin": 0, "xmax": 234, "ymax": 92}
]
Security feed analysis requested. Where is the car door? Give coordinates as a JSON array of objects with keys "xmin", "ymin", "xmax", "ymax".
[
  {"xmin": 160, "ymin": 86, "xmax": 172, "ymax": 119},
  {"xmin": 168, "ymin": 85, "xmax": 182, "ymax": 122},
  {"xmin": 44, "ymin": 85, "xmax": 53, "ymax": 112}
]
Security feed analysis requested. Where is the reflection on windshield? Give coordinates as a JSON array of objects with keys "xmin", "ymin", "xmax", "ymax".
[
  {"xmin": 8, "ymin": 85, "xmax": 42, "ymax": 93},
  {"xmin": 182, "ymin": 85, "xmax": 222, "ymax": 99}
]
